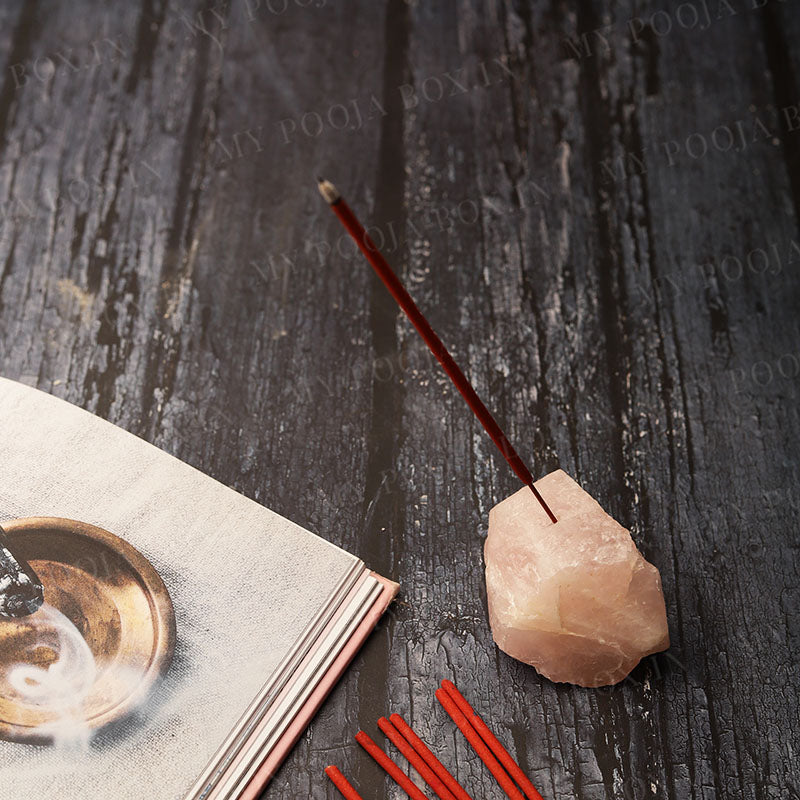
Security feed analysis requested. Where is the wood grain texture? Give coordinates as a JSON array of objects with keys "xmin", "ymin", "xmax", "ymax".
[{"xmin": 0, "ymin": 1, "xmax": 798, "ymax": 798}]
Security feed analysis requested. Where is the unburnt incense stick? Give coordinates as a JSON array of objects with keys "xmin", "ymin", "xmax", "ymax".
[
  {"xmin": 318, "ymin": 179, "xmax": 557, "ymax": 524},
  {"xmin": 377, "ymin": 717, "xmax": 459, "ymax": 800},
  {"xmin": 388, "ymin": 714, "xmax": 474, "ymax": 800},
  {"xmin": 325, "ymin": 765, "xmax": 365, "ymax": 800},
  {"xmin": 356, "ymin": 730, "xmax": 431, "ymax": 800},
  {"xmin": 441, "ymin": 681, "xmax": 544, "ymax": 800},
  {"xmin": 435, "ymin": 688, "xmax": 525, "ymax": 800}
]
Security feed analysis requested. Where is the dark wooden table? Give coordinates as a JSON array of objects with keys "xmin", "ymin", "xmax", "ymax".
[{"xmin": 1, "ymin": 1, "xmax": 798, "ymax": 798}]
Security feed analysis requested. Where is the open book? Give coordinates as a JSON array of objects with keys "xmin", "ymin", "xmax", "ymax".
[{"xmin": 0, "ymin": 377, "xmax": 397, "ymax": 799}]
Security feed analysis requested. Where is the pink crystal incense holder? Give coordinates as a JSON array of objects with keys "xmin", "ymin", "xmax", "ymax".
[
  {"xmin": 486, "ymin": 471, "xmax": 668, "ymax": 686},
  {"xmin": 319, "ymin": 179, "xmax": 669, "ymax": 687}
]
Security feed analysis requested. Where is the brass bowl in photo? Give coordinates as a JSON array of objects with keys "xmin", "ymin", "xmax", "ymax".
[{"xmin": 0, "ymin": 517, "xmax": 176, "ymax": 744}]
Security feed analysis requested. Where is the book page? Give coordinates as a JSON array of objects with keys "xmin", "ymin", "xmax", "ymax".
[{"xmin": 0, "ymin": 378, "xmax": 359, "ymax": 800}]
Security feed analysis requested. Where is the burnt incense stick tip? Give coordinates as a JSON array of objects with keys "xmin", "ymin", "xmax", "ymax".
[
  {"xmin": 317, "ymin": 177, "xmax": 341, "ymax": 204},
  {"xmin": 0, "ymin": 525, "xmax": 44, "ymax": 618}
]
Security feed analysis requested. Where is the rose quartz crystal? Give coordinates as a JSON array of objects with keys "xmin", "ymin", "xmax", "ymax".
[{"xmin": 485, "ymin": 469, "xmax": 669, "ymax": 687}]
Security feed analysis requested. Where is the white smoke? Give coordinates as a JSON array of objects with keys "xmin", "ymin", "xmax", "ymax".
[{"xmin": 4, "ymin": 603, "xmax": 97, "ymax": 750}]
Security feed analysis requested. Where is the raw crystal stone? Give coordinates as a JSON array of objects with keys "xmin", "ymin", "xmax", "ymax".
[{"xmin": 484, "ymin": 470, "xmax": 669, "ymax": 687}]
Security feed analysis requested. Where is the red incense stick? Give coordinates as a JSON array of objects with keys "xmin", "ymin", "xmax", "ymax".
[
  {"xmin": 435, "ymin": 688, "xmax": 525, "ymax": 800},
  {"xmin": 378, "ymin": 716, "xmax": 458, "ymax": 800},
  {"xmin": 389, "ymin": 714, "xmax": 474, "ymax": 800},
  {"xmin": 325, "ymin": 765, "xmax": 365, "ymax": 800},
  {"xmin": 318, "ymin": 179, "xmax": 557, "ymax": 524},
  {"xmin": 441, "ymin": 681, "xmax": 544, "ymax": 800},
  {"xmin": 356, "ymin": 730, "xmax": 431, "ymax": 800}
]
